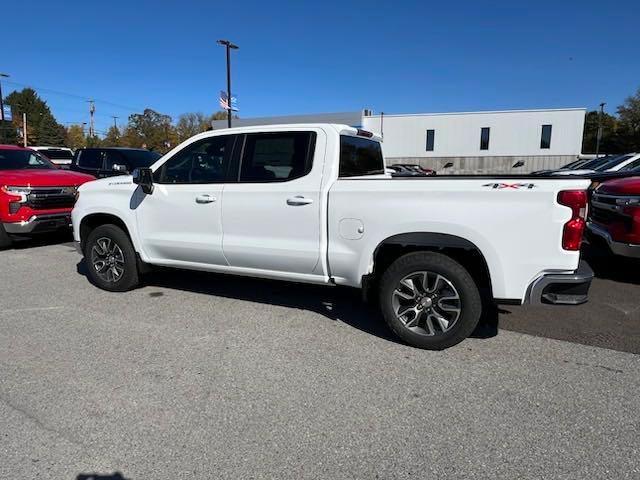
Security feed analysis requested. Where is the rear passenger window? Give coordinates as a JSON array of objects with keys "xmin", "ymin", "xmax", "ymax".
[
  {"xmin": 339, "ymin": 135, "xmax": 384, "ymax": 177},
  {"xmin": 239, "ymin": 132, "xmax": 316, "ymax": 182},
  {"xmin": 77, "ymin": 150, "xmax": 103, "ymax": 169}
]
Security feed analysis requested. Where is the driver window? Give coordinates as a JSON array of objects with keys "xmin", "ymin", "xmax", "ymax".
[{"xmin": 155, "ymin": 135, "xmax": 235, "ymax": 184}]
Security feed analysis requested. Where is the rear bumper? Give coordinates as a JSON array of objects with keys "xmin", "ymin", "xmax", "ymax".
[
  {"xmin": 2, "ymin": 213, "xmax": 72, "ymax": 235},
  {"xmin": 524, "ymin": 260, "xmax": 594, "ymax": 305},
  {"xmin": 586, "ymin": 221, "xmax": 640, "ymax": 258}
]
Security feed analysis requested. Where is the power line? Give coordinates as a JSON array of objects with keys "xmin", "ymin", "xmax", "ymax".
[{"xmin": 2, "ymin": 79, "xmax": 178, "ymax": 117}]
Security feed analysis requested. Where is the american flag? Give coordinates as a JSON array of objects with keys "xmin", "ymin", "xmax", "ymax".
[{"xmin": 219, "ymin": 91, "xmax": 238, "ymax": 111}]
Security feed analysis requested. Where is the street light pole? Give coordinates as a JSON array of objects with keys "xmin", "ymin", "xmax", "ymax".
[
  {"xmin": 595, "ymin": 102, "xmax": 606, "ymax": 158},
  {"xmin": 0, "ymin": 73, "xmax": 9, "ymax": 144},
  {"xmin": 216, "ymin": 39, "xmax": 239, "ymax": 128}
]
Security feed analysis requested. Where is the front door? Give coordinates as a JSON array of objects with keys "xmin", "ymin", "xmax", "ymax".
[
  {"xmin": 222, "ymin": 130, "xmax": 324, "ymax": 274},
  {"xmin": 135, "ymin": 134, "xmax": 236, "ymax": 266}
]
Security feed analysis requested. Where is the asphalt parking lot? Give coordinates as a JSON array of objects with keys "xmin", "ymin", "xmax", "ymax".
[{"xmin": 1, "ymin": 239, "xmax": 639, "ymax": 479}]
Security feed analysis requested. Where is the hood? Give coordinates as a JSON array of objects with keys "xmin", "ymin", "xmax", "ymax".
[
  {"xmin": 0, "ymin": 168, "xmax": 95, "ymax": 187},
  {"xmin": 597, "ymin": 176, "xmax": 640, "ymax": 196}
]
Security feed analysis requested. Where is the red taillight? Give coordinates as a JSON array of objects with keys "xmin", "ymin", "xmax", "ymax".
[{"xmin": 558, "ymin": 190, "xmax": 588, "ymax": 251}]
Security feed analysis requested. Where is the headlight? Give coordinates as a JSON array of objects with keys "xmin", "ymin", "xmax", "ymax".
[
  {"xmin": 1, "ymin": 186, "xmax": 30, "ymax": 214},
  {"xmin": 1, "ymin": 185, "xmax": 32, "ymax": 196}
]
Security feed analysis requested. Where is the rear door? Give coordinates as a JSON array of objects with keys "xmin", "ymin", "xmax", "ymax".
[
  {"xmin": 135, "ymin": 134, "xmax": 237, "ymax": 265},
  {"xmin": 221, "ymin": 129, "xmax": 325, "ymax": 274}
]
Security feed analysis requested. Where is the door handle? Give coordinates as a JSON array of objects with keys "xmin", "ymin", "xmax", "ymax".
[
  {"xmin": 286, "ymin": 195, "xmax": 314, "ymax": 206},
  {"xmin": 195, "ymin": 194, "xmax": 217, "ymax": 204}
]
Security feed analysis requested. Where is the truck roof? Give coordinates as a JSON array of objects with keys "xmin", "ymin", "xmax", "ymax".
[{"xmin": 205, "ymin": 123, "xmax": 382, "ymax": 142}]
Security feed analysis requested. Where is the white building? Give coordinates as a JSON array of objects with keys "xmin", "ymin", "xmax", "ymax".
[
  {"xmin": 362, "ymin": 108, "xmax": 586, "ymax": 173},
  {"xmin": 213, "ymin": 108, "xmax": 586, "ymax": 173}
]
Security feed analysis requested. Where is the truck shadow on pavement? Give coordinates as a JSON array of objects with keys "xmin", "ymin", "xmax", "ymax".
[
  {"xmin": 77, "ymin": 473, "xmax": 128, "ymax": 480},
  {"xmin": 581, "ymin": 244, "xmax": 640, "ymax": 285},
  {"xmin": 76, "ymin": 261, "xmax": 499, "ymax": 346}
]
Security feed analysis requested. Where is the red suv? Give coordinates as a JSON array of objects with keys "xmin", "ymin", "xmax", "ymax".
[
  {"xmin": 587, "ymin": 176, "xmax": 640, "ymax": 258},
  {"xmin": 0, "ymin": 145, "xmax": 94, "ymax": 248}
]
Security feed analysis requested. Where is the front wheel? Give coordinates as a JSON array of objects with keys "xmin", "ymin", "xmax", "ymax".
[
  {"xmin": 84, "ymin": 224, "xmax": 140, "ymax": 292},
  {"xmin": 379, "ymin": 251, "xmax": 482, "ymax": 350}
]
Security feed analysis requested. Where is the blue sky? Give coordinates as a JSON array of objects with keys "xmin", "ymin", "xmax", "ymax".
[{"xmin": 2, "ymin": 0, "xmax": 639, "ymax": 136}]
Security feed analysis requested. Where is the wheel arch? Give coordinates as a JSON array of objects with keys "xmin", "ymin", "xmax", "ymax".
[
  {"xmin": 79, "ymin": 213, "xmax": 136, "ymax": 252},
  {"xmin": 364, "ymin": 232, "xmax": 493, "ymax": 302}
]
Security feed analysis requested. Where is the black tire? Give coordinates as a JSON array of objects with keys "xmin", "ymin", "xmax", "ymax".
[
  {"xmin": 0, "ymin": 224, "xmax": 12, "ymax": 249},
  {"xmin": 84, "ymin": 224, "xmax": 139, "ymax": 292},
  {"xmin": 379, "ymin": 251, "xmax": 482, "ymax": 350}
]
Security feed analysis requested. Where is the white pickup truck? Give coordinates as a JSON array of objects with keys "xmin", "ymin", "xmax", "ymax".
[{"xmin": 72, "ymin": 124, "xmax": 593, "ymax": 349}]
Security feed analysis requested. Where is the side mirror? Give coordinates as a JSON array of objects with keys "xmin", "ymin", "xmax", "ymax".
[
  {"xmin": 443, "ymin": 162, "xmax": 454, "ymax": 169},
  {"xmin": 512, "ymin": 160, "xmax": 525, "ymax": 168},
  {"xmin": 112, "ymin": 164, "xmax": 128, "ymax": 173},
  {"xmin": 132, "ymin": 167, "xmax": 154, "ymax": 195}
]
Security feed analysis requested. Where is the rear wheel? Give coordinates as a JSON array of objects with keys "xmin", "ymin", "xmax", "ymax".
[
  {"xmin": 379, "ymin": 251, "xmax": 482, "ymax": 350},
  {"xmin": 0, "ymin": 224, "xmax": 12, "ymax": 249},
  {"xmin": 84, "ymin": 224, "xmax": 139, "ymax": 291}
]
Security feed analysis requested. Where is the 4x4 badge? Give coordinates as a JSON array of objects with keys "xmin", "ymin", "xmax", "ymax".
[{"xmin": 482, "ymin": 183, "xmax": 537, "ymax": 190}]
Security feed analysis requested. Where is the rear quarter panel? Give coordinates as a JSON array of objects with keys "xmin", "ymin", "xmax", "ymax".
[{"xmin": 328, "ymin": 177, "xmax": 591, "ymax": 301}]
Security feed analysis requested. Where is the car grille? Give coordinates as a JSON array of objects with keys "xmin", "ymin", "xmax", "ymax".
[
  {"xmin": 26, "ymin": 187, "xmax": 77, "ymax": 210},
  {"xmin": 589, "ymin": 194, "xmax": 633, "ymax": 231}
]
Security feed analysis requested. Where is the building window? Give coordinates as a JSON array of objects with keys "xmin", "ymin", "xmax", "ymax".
[
  {"xmin": 540, "ymin": 124, "xmax": 552, "ymax": 149},
  {"xmin": 425, "ymin": 129, "xmax": 435, "ymax": 151},
  {"xmin": 480, "ymin": 127, "xmax": 490, "ymax": 150}
]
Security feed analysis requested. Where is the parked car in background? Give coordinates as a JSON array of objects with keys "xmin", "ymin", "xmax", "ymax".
[
  {"xmin": 72, "ymin": 124, "xmax": 593, "ymax": 350},
  {"xmin": 391, "ymin": 163, "xmax": 436, "ymax": 176},
  {"xmin": 70, "ymin": 147, "xmax": 162, "ymax": 178},
  {"xmin": 31, "ymin": 146, "xmax": 74, "ymax": 167},
  {"xmin": 545, "ymin": 153, "xmax": 640, "ymax": 176},
  {"xmin": 587, "ymin": 176, "xmax": 640, "ymax": 258},
  {"xmin": 0, "ymin": 145, "xmax": 94, "ymax": 248},
  {"xmin": 387, "ymin": 165, "xmax": 423, "ymax": 176}
]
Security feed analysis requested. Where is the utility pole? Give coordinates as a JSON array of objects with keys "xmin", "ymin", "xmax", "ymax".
[
  {"xmin": 87, "ymin": 100, "xmax": 95, "ymax": 137},
  {"xmin": 22, "ymin": 112, "xmax": 27, "ymax": 147},
  {"xmin": 595, "ymin": 102, "xmax": 606, "ymax": 158},
  {"xmin": 111, "ymin": 116, "xmax": 119, "ymax": 140},
  {"xmin": 216, "ymin": 39, "xmax": 239, "ymax": 128},
  {"xmin": 0, "ymin": 73, "xmax": 9, "ymax": 144}
]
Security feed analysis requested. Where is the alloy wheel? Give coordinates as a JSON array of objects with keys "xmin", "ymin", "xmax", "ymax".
[
  {"xmin": 391, "ymin": 271, "xmax": 462, "ymax": 336},
  {"xmin": 90, "ymin": 237, "xmax": 125, "ymax": 283}
]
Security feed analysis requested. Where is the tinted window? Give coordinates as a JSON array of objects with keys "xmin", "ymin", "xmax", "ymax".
[
  {"xmin": 40, "ymin": 149, "xmax": 73, "ymax": 160},
  {"xmin": 156, "ymin": 135, "xmax": 235, "ymax": 184},
  {"xmin": 0, "ymin": 150, "xmax": 54, "ymax": 170},
  {"xmin": 540, "ymin": 125, "xmax": 552, "ymax": 149},
  {"xmin": 77, "ymin": 150, "xmax": 103, "ymax": 169},
  {"xmin": 426, "ymin": 129, "xmax": 435, "ymax": 151},
  {"xmin": 339, "ymin": 135, "xmax": 384, "ymax": 177},
  {"xmin": 480, "ymin": 127, "xmax": 490, "ymax": 150},
  {"xmin": 239, "ymin": 132, "xmax": 315, "ymax": 182},
  {"xmin": 103, "ymin": 151, "xmax": 128, "ymax": 170}
]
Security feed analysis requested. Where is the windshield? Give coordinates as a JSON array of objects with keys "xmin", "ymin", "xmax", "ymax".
[
  {"xmin": 0, "ymin": 149, "xmax": 54, "ymax": 170},
  {"xmin": 121, "ymin": 149, "xmax": 162, "ymax": 169},
  {"xmin": 593, "ymin": 154, "xmax": 634, "ymax": 171},
  {"xmin": 39, "ymin": 149, "xmax": 73, "ymax": 160}
]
